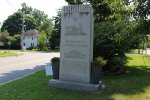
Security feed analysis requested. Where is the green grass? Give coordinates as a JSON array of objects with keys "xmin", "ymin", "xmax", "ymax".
[
  {"xmin": 0, "ymin": 54, "xmax": 150, "ymax": 100},
  {"xmin": 130, "ymin": 49, "xmax": 139, "ymax": 53},
  {"xmin": 0, "ymin": 51, "xmax": 22, "ymax": 57}
]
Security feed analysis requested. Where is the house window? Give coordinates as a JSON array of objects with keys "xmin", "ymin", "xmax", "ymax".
[
  {"xmin": 31, "ymin": 43, "xmax": 34, "ymax": 47},
  {"xmin": 23, "ymin": 37, "xmax": 25, "ymax": 40},
  {"xmin": 24, "ymin": 43, "xmax": 25, "ymax": 46},
  {"xmin": 32, "ymin": 37, "xmax": 33, "ymax": 40}
]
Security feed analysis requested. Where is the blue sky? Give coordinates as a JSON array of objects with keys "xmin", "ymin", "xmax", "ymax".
[{"xmin": 0, "ymin": 0, "xmax": 67, "ymax": 24}]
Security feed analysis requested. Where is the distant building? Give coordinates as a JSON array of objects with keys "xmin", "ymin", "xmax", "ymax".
[{"xmin": 21, "ymin": 29, "xmax": 39, "ymax": 49}]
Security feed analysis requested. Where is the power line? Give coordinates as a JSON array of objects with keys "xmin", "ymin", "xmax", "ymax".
[{"xmin": 6, "ymin": 0, "xmax": 16, "ymax": 11}]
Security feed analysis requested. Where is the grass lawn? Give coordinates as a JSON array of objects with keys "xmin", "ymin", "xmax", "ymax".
[
  {"xmin": 0, "ymin": 54, "xmax": 150, "ymax": 100},
  {"xmin": 0, "ymin": 51, "xmax": 22, "ymax": 57},
  {"xmin": 130, "ymin": 49, "xmax": 139, "ymax": 53}
]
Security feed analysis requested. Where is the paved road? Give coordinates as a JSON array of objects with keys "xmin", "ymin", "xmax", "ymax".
[
  {"xmin": 0, "ymin": 52, "xmax": 59, "ymax": 84},
  {"xmin": 0, "ymin": 48, "xmax": 149, "ymax": 84}
]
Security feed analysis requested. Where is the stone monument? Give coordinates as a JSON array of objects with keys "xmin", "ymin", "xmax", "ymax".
[{"xmin": 49, "ymin": 3, "xmax": 101, "ymax": 91}]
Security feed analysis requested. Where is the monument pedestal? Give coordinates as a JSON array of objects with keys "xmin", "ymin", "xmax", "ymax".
[{"xmin": 49, "ymin": 79, "xmax": 102, "ymax": 92}]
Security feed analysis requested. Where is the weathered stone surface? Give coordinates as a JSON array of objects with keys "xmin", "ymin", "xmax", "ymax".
[{"xmin": 59, "ymin": 4, "xmax": 94, "ymax": 83}]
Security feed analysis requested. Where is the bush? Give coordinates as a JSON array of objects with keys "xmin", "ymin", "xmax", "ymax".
[
  {"xmin": 103, "ymin": 57, "xmax": 126, "ymax": 73},
  {"xmin": 92, "ymin": 56, "xmax": 107, "ymax": 66},
  {"xmin": 107, "ymin": 57, "xmax": 125, "ymax": 67},
  {"xmin": 27, "ymin": 46, "xmax": 35, "ymax": 50},
  {"xmin": 37, "ymin": 32, "xmax": 47, "ymax": 51},
  {"xmin": 91, "ymin": 57, "xmax": 106, "ymax": 84},
  {"xmin": 51, "ymin": 57, "xmax": 60, "ymax": 63},
  {"xmin": 32, "ymin": 48, "xmax": 38, "ymax": 51}
]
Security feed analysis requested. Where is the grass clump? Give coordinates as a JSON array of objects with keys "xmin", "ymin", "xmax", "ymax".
[{"xmin": 0, "ymin": 51, "xmax": 22, "ymax": 57}]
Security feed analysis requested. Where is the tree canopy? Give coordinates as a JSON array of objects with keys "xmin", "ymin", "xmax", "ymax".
[
  {"xmin": 133, "ymin": 0, "xmax": 150, "ymax": 20},
  {"xmin": 49, "ymin": 10, "xmax": 61, "ymax": 49},
  {"xmin": 0, "ymin": 31, "xmax": 12, "ymax": 44},
  {"xmin": 19, "ymin": 3, "xmax": 53, "ymax": 36},
  {"xmin": 1, "ymin": 11, "xmax": 36, "ymax": 35},
  {"xmin": 1, "ymin": 3, "xmax": 53, "ymax": 36}
]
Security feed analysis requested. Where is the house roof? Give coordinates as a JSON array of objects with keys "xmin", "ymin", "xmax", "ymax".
[{"xmin": 22, "ymin": 29, "xmax": 39, "ymax": 36}]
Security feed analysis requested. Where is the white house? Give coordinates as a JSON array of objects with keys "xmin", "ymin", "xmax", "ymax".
[{"xmin": 21, "ymin": 29, "xmax": 39, "ymax": 49}]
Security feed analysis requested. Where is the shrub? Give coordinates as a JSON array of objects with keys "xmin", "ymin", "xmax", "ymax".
[
  {"xmin": 27, "ymin": 46, "xmax": 35, "ymax": 50},
  {"xmin": 103, "ymin": 56, "xmax": 126, "ymax": 73},
  {"xmin": 96, "ymin": 57, "xmax": 107, "ymax": 65},
  {"xmin": 92, "ymin": 56, "xmax": 107, "ymax": 65},
  {"xmin": 107, "ymin": 57, "xmax": 125, "ymax": 67},
  {"xmin": 51, "ymin": 57, "xmax": 60, "ymax": 63},
  {"xmin": 92, "ymin": 56, "xmax": 107, "ymax": 66}
]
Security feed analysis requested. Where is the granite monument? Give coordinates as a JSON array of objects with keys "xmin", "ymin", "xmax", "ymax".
[{"xmin": 49, "ymin": 3, "xmax": 101, "ymax": 91}]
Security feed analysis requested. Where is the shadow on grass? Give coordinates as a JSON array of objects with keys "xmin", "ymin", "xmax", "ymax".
[
  {"xmin": 37, "ymin": 65, "xmax": 150, "ymax": 100},
  {"xmin": 97, "ymin": 65, "xmax": 150, "ymax": 99}
]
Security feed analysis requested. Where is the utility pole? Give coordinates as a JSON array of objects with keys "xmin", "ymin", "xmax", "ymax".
[
  {"xmin": 21, "ymin": 13, "xmax": 25, "ymax": 34},
  {"xmin": 20, "ymin": 12, "xmax": 25, "ymax": 51}
]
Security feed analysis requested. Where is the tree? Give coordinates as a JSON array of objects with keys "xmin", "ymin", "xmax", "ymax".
[
  {"xmin": 19, "ymin": 3, "xmax": 52, "ymax": 34},
  {"xmin": 1, "ymin": 11, "xmax": 36, "ymax": 35},
  {"xmin": 1, "ymin": 3, "xmax": 53, "ymax": 36},
  {"xmin": 37, "ymin": 32, "xmax": 47, "ymax": 51},
  {"xmin": 39, "ymin": 19, "xmax": 53, "ymax": 38},
  {"xmin": 133, "ymin": 0, "xmax": 150, "ymax": 20},
  {"xmin": 94, "ymin": 20, "xmax": 141, "ymax": 59},
  {"xmin": 133, "ymin": 0, "xmax": 150, "ymax": 32},
  {"xmin": 129, "ymin": 0, "xmax": 150, "ymax": 52},
  {"xmin": 20, "ymin": 3, "xmax": 33, "ymax": 15},
  {"xmin": 32, "ymin": 9, "xmax": 49, "ymax": 30},
  {"xmin": 0, "ymin": 31, "xmax": 12, "ymax": 44},
  {"xmin": 0, "ymin": 31, "xmax": 12, "ymax": 49},
  {"xmin": 49, "ymin": 10, "xmax": 61, "ymax": 49},
  {"xmin": 10, "ymin": 35, "xmax": 21, "ymax": 50}
]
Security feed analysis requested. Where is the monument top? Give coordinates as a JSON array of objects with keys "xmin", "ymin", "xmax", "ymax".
[{"xmin": 63, "ymin": 4, "xmax": 93, "ymax": 14}]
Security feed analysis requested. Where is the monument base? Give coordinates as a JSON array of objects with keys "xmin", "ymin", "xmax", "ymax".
[{"xmin": 49, "ymin": 79, "xmax": 102, "ymax": 92}]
